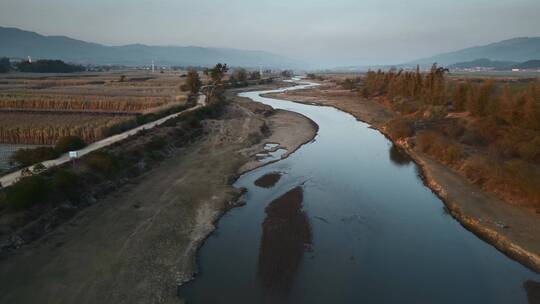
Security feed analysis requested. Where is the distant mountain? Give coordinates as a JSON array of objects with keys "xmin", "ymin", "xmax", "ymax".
[
  {"xmin": 448, "ymin": 58, "xmax": 516, "ymax": 69},
  {"xmin": 446, "ymin": 58, "xmax": 540, "ymax": 70},
  {"xmin": 0, "ymin": 26, "xmax": 302, "ymax": 68},
  {"xmin": 409, "ymin": 37, "xmax": 540, "ymax": 66},
  {"xmin": 512, "ymin": 60, "xmax": 540, "ymax": 70}
]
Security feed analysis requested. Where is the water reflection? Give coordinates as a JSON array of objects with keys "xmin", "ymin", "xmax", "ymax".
[
  {"xmin": 524, "ymin": 280, "xmax": 540, "ymax": 304},
  {"xmin": 258, "ymin": 186, "xmax": 312, "ymax": 302},
  {"xmin": 388, "ymin": 144, "xmax": 412, "ymax": 167}
]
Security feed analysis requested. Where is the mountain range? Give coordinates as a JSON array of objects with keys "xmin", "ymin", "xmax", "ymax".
[
  {"xmin": 2, "ymin": 26, "xmax": 539, "ymax": 70},
  {"xmin": 448, "ymin": 58, "xmax": 540, "ymax": 70},
  {"xmin": 0, "ymin": 26, "xmax": 302, "ymax": 68},
  {"xmin": 410, "ymin": 37, "xmax": 540, "ymax": 66}
]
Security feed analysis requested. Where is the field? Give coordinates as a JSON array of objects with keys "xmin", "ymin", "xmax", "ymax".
[{"xmin": 0, "ymin": 70, "xmax": 190, "ymax": 145}]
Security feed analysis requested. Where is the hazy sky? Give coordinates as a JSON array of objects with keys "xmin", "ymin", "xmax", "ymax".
[{"xmin": 1, "ymin": 0, "xmax": 539, "ymax": 67}]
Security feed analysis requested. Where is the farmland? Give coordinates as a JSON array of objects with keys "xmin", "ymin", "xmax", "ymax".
[{"xmin": 0, "ymin": 70, "xmax": 190, "ymax": 145}]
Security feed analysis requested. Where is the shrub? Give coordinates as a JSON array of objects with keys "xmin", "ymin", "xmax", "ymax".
[
  {"xmin": 341, "ymin": 78, "xmax": 360, "ymax": 90},
  {"xmin": 32, "ymin": 163, "xmax": 46, "ymax": 173},
  {"xmin": 10, "ymin": 147, "xmax": 59, "ymax": 167},
  {"xmin": 517, "ymin": 137, "xmax": 540, "ymax": 163},
  {"xmin": 55, "ymin": 136, "xmax": 86, "ymax": 154},
  {"xmin": 385, "ymin": 118, "xmax": 414, "ymax": 140},
  {"xmin": 445, "ymin": 145, "xmax": 461, "ymax": 163},
  {"xmin": 6, "ymin": 175, "xmax": 49, "ymax": 209},
  {"xmin": 85, "ymin": 151, "xmax": 118, "ymax": 176},
  {"xmin": 145, "ymin": 136, "xmax": 167, "ymax": 151},
  {"xmin": 416, "ymin": 131, "xmax": 436, "ymax": 153},
  {"xmin": 461, "ymin": 155, "xmax": 493, "ymax": 186},
  {"xmin": 52, "ymin": 170, "xmax": 82, "ymax": 201},
  {"xmin": 416, "ymin": 131, "xmax": 462, "ymax": 163},
  {"xmin": 185, "ymin": 69, "xmax": 202, "ymax": 93}
]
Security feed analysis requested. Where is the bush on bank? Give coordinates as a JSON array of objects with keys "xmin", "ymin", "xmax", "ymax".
[{"xmin": 55, "ymin": 136, "xmax": 86, "ymax": 154}]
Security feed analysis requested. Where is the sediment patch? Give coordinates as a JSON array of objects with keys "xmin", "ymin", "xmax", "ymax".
[{"xmin": 254, "ymin": 172, "xmax": 282, "ymax": 188}]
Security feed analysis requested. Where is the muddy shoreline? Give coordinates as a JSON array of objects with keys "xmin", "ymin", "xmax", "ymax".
[{"xmin": 265, "ymin": 85, "xmax": 540, "ymax": 274}]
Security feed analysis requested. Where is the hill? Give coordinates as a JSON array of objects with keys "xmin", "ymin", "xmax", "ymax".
[
  {"xmin": 0, "ymin": 26, "xmax": 302, "ymax": 68},
  {"xmin": 512, "ymin": 60, "xmax": 540, "ymax": 70},
  {"xmin": 410, "ymin": 37, "xmax": 540, "ymax": 66},
  {"xmin": 448, "ymin": 58, "xmax": 515, "ymax": 69}
]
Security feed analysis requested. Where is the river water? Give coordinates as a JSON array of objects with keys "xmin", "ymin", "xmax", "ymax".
[{"xmin": 181, "ymin": 81, "xmax": 540, "ymax": 303}]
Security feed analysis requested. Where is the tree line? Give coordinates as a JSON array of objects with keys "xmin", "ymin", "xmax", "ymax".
[
  {"xmin": 362, "ymin": 64, "xmax": 540, "ymax": 131},
  {"xmin": 16, "ymin": 59, "xmax": 85, "ymax": 73}
]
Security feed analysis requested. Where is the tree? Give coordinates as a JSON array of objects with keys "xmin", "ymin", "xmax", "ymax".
[
  {"xmin": 523, "ymin": 92, "xmax": 540, "ymax": 130},
  {"xmin": 421, "ymin": 63, "xmax": 448, "ymax": 106},
  {"xmin": 249, "ymin": 71, "xmax": 261, "ymax": 81},
  {"xmin": 281, "ymin": 70, "xmax": 293, "ymax": 78},
  {"xmin": 205, "ymin": 63, "xmax": 229, "ymax": 84},
  {"xmin": 234, "ymin": 68, "xmax": 248, "ymax": 82},
  {"xmin": 452, "ymin": 82, "xmax": 468, "ymax": 112},
  {"xmin": 0, "ymin": 57, "xmax": 10, "ymax": 73},
  {"xmin": 16, "ymin": 59, "xmax": 84, "ymax": 73},
  {"xmin": 185, "ymin": 69, "xmax": 202, "ymax": 93},
  {"xmin": 467, "ymin": 79, "xmax": 495, "ymax": 117}
]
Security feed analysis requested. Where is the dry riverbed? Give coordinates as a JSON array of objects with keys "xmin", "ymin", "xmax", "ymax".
[
  {"xmin": 0, "ymin": 85, "xmax": 317, "ymax": 304},
  {"xmin": 265, "ymin": 82, "xmax": 540, "ymax": 273}
]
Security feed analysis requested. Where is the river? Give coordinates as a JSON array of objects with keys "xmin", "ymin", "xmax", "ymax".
[{"xmin": 180, "ymin": 80, "xmax": 540, "ymax": 303}]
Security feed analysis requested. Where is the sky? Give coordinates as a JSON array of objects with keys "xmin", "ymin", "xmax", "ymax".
[{"xmin": 1, "ymin": 0, "xmax": 539, "ymax": 68}]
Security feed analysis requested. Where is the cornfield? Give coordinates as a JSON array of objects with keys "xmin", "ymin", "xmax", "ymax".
[
  {"xmin": 0, "ymin": 70, "xmax": 189, "ymax": 145},
  {"xmin": 0, "ymin": 113, "xmax": 133, "ymax": 145},
  {"xmin": 0, "ymin": 93, "xmax": 174, "ymax": 113}
]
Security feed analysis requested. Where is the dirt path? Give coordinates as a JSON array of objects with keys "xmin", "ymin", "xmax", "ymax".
[
  {"xmin": 0, "ymin": 92, "xmax": 318, "ymax": 303},
  {"xmin": 265, "ymin": 84, "xmax": 540, "ymax": 273}
]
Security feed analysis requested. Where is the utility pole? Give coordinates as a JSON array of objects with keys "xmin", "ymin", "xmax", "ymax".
[{"xmin": 151, "ymin": 60, "xmax": 155, "ymax": 73}]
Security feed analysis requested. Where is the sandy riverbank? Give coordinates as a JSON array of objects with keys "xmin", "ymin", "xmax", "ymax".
[
  {"xmin": 265, "ymin": 84, "xmax": 540, "ymax": 273},
  {"xmin": 0, "ymin": 84, "xmax": 318, "ymax": 304}
]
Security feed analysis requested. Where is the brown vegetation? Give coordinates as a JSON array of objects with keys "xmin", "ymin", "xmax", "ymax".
[{"xmin": 358, "ymin": 66, "xmax": 540, "ymax": 210}]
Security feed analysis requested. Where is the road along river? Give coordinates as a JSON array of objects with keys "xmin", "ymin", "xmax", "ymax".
[{"xmin": 180, "ymin": 81, "xmax": 540, "ymax": 303}]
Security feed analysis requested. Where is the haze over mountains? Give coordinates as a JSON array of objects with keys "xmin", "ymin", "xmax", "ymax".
[
  {"xmin": 0, "ymin": 26, "xmax": 303, "ymax": 68},
  {"xmin": 448, "ymin": 58, "xmax": 540, "ymax": 70},
  {"xmin": 1, "ymin": 26, "xmax": 539, "ymax": 70},
  {"xmin": 409, "ymin": 37, "xmax": 540, "ymax": 66}
]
